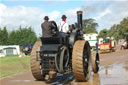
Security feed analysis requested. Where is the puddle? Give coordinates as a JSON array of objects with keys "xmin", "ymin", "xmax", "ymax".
[
  {"xmin": 6, "ymin": 64, "xmax": 128, "ymax": 85},
  {"xmin": 100, "ymin": 64, "xmax": 128, "ymax": 85},
  {"xmin": 72, "ymin": 63, "xmax": 128, "ymax": 85}
]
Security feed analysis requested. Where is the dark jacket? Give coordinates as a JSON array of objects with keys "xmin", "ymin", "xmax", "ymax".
[{"xmin": 41, "ymin": 21, "xmax": 52, "ymax": 37}]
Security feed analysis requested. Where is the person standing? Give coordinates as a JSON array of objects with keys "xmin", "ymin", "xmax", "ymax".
[
  {"xmin": 41, "ymin": 16, "xmax": 52, "ymax": 37},
  {"xmin": 96, "ymin": 41, "xmax": 99, "ymax": 53}
]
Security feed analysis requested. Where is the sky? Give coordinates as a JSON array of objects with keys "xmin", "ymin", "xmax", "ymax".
[{"xmin": 0, "ymin": 0, "xmax": 128, "ymax": 36}]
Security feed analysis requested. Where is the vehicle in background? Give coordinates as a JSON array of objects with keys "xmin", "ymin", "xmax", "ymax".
[
  {"xmin": 99, "ymin": 32, "xmax": 116, "ymax": 53},
  {"xmin": 22, "ymin": 43, "xmax": 34, "ymax": 55},
  {"xmin": 0, "ymin": 45, "xmax": 20, "ymax": 57},
  {"xmin": 83, "ymin": 33, "xmax": 98, "ymax": 50}
]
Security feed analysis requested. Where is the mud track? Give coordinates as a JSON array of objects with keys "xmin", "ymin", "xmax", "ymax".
[{"xmin": 1, "ymin": 45, "xmax": 128, "ymax": 85}]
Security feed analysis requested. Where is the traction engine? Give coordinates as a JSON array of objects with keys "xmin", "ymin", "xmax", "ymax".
[{"xmin": 30, "ymin": 11, "xmax": 99, "ymax": 81}]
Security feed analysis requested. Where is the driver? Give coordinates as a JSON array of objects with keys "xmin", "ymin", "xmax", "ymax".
[{"xmin": 41, "ymin": 16, "xmax": 52, "ymax": 37}]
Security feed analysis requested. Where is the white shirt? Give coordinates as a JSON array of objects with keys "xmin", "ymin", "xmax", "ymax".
[{"xmin": 59, "ymin": 21, "xmax": 69, "ymax": 33}]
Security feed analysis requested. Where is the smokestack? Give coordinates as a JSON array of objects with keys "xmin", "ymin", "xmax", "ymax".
[
  {"xmin": 77, "ymin": 11, "xmax": 83, "ymax": 29},
  {"xmin": 104, "ymin": 31, "xmax": 107, "ymax": 41}
]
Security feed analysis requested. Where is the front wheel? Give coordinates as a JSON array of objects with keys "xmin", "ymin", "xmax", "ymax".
[{"xmin": 92, "ymin": 52, "xmax": 100, "ymax": 73}]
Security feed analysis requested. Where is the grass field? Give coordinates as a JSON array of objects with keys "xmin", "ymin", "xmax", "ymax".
[{"xmin": 0, "ymin": 56, "xmax": 30, "ymax": 78}]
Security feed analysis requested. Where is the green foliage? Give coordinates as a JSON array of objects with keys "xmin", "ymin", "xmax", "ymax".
[
  {"xmin": 0, "ymin": 28, "xmax": 2, "ymax": 45},
  {"xmin": 0, "ymin": 26, "xmax": 37, "ymax": 45},
  {"xmin": 118, "ymin": 17, "xmax": 128, "ymax": 38},
  {"xmin": 108, "ymin": 17, "xmax": 128, "ymax": 40},
  {"xmin": 0, "ymin": 27, "xmax": 8, "ymax": 45},
  {"xmin": 98, "ymin": 17, "xmax": 128, "ymax": 41},
  {"xmin": 98, "ymin": 29, "xmax": 109, "ymax": 39},
  {"xmin": 83, "ymin": 18, "xmax": 98, "ymax": 34}
]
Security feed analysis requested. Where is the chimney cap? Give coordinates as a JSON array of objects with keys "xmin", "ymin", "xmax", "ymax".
[{"xmin": 77, "ymin": 11, "xmax": 83, "ymax": 14}]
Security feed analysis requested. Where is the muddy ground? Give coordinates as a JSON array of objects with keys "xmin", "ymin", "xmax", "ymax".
[{"xmin": 0, "ymin": 45, "xmax": 128, "ymax": 85}]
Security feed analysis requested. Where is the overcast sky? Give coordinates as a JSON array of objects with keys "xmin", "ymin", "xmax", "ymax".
[{"xmin": 0, "ymin": 0, "xmax": 128, "ymax": 36}]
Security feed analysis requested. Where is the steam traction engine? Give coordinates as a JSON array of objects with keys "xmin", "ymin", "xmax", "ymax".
[
  {"xmin": 30, "ymin": 11, "xmax": 99, "ymax": 81},
  {"xmin": 99, "ymin": 31, "xmax": 116, "ymax": 53}
]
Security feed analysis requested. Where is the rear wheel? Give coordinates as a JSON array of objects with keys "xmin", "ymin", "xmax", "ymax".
[
  {"xmin": 72, "ymin": 40, "xmax": 92, "ymax": 81},
  {"xmin": 30, "ymin": 41, "xmax": 44, "ymax": 80}
]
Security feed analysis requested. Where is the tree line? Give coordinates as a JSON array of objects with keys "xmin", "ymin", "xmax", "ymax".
[
  {"xmin": 82, "ymin": 17, "xmax": 128, "ymax": 41},
  {"xmin": 98, "ymin": 17, "xmax": 128, "ymax": 40},
  {"xmin": 0, "ymin": 26, "xmax": 37, "ymax": 46}
]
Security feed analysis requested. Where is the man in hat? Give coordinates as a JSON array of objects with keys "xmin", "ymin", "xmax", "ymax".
[
  {"xmin": 41, "ymin": 16, "xmax": 52, "ymax": 37},
  {"xmin": 59, "ymin": 15, "xmax": 69, "ymax": 37}
]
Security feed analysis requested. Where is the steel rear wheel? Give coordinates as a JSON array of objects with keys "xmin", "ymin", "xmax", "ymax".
[
  {"xmin": 30, "ymin": 41, "xmax": 44, "ymax": 80},
  {"xmin": 72, "ymin": 40, "xmax": 92, "ymax": 81}
]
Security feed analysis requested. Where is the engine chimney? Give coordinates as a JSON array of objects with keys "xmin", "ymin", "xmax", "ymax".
[{"xmin": 77, "ymin": 11, "xmax": 83, "ymax": 29}]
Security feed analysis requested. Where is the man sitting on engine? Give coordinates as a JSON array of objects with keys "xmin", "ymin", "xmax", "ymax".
[
  {"xmin": 59, "ymin": 15, "xmax": 69, "ymax": 37},
  {"xmin": 41, "ymin": 16, "xmax": 52, "ymax": 38}
]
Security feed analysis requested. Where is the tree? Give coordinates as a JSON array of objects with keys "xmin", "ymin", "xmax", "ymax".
[
  {"xmin": 8, "ymin": 30, "xmax": 17, "ymax": 45},
  {"xmin": 0, "ymin": 28, "xmax": 2, "ymax": 45},
  {"xmin": 83, "ymin": 18, "xmax": 98, "ymax": 34},
  {"xmin": 0, "ymin": 26, "xmax": 37, "ymax": 45},
  {"xmin": 119, "ymin": 17, "xmax": 128, "ymax": 38},
  {"xmin": 0, "ymin": 27, "xmax": 8, "ymax": 45},
  {"xmin": 98, "ymin": 29, "xmax": 109, "ymax": 39},
  {"xmin": 8, "ymin": 26, "xmax": 37, "ymax": 45},
  {"xmin": 108, "ymin": 24, "xmax": 117, "ymax": 37},
  {"xmin": 108, "ymin": 17, "xmax": 128, "ymax": 41}
]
